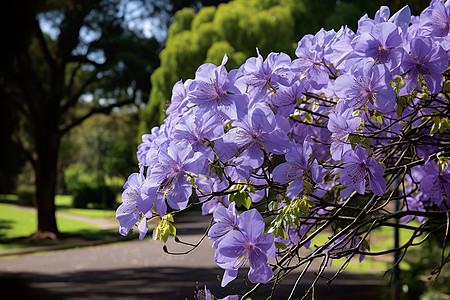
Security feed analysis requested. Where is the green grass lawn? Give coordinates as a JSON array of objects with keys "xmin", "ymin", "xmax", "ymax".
[
  {"xmin": 0, "ymin": 194, "xmax": 131, "ymax": 252},
  {"xmin": 0, "ymin": 202, "xmax": 122, "ymax": 251},
  {"xmin": 54, "ymin": 194, "xmax": 118, "ymax": 219}
]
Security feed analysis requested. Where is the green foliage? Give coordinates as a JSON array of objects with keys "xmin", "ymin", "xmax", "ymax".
[
  {"xmin": 400, "ymin": 236, "xmax": 450, "ymax": 300},
  {"xmin": 64, "ymin": 164, "xmax": 118, "ymax": 209},
  {"xmin": 0, "ymin": 202, "xmax": 99, "ymax": 244},
  {"xmin": 431, "ymin": 116, "xmax": 450, "ymax": 134},
  {"xmin": 229, "ymin": 183, "xmax": 256, "ymax": 209},
  {"xmin": 168, "ymin": 8, "xmax": 196, "ymax": 37},
  {"xmin": 269, "ymin": 194, "xmax": 315, "ymax": 243},
  {"xmin": 71, "ymin": 183, "xmax": 117, "ymax": 209},
  {"xmin": 154, "ymin": 214, "xmax": 177, "ymax": 243}
]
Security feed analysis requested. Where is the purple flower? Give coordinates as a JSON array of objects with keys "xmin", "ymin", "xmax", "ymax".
[
  {"xmin": 401, "ymin": 36, "xmax": 448, "ymax": 95},
  {"xmin": 271, "ymin": 81, "xmax": 306, "ymax": 118},
  {"xmin": 413, "ymin": 160, "xmax": 450, "ymax": 209},
  {"xmin": 273, "ymin": 140, "xmax": 324, "ymax": 199},
  {"xmin": 292, "ymin": 36, "xmax": 329, "ymax": 89},
  {"xmin": 195, "ymin": 285, "xmax": 213, "ymax": 300},
  {"xmin": 116, "ymin": 173, "xmax": 148, "ymax": 241},
  {"xmin": 174, "ymin": 108, "xmax": 224, "ymax": 161},
  {"xmin": 419, "ymin": 0, "xmax": 450, "ymax": 37},
  {"xmin": 339, "ymin": 144, "xmax": 386, "ymax": 198},
  {"xmin": 350, "ymin": 22, "xmax": 404, "ymax": 73},
  {"xmin": 215, "ymin": 209, "xmax": 275, "ymax": 287},
  {"xmin": 195, "ymin": 286, "xmax": 238, "ymax": 300},
  {"xmin": 327, "ymin": 102, "xmax": 362, "ymax": 161},
  {"xmin": 215, "ymin": 105, "xmax": 289, "ymax": 170},
  {"xmin": 201, "ymin": 196, "xmax": 230, "ymax": 216},
  {"xmin": 142, "ymin": 140, "xmax": 207, "ymax": 211},
  {"xmin": 208, "ymin": 202, "xmax": 239, "ymax": 247},
  {"xmin": 165, "ymin": 79, "xmax": 191, "ymax": 117},
  {"xmin": 187, "ymin": 55, "xmax": 247, "ymax": 120},
  {"xmin": 400, "ymin": 194, "xmax": 427, "ymax": 224},
  {"xmin": 389, "ymin": 5, "xmax": 412, "ymax": 28},
  {"xmin": 334, "ymin": 59, "xmax": 396, "ymax": 113},
  {"xmin": 239, "ymin": 49, "xmax": 293, "ymax": 92}
]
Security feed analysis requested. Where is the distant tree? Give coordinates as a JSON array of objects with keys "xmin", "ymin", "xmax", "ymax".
[{"xmin": 0, "ymin": 0, "xmax": 227, "ymax": 239}]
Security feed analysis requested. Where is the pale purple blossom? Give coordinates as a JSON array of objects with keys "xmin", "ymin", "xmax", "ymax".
[
  {"xmin": 334, "ymin": 59, "xmax": 396, "ymax": 113},
  {"xmin": 327, "ymin": 103, "xmax": 362, "ymax": 161},
  {"xmin": 215, "ymin": 209, "xmax": 275, "ymax": 287},
  {"xmin": 142, "ymin": 140, "xmax": 207, "ymax": 211},
  {"xmin": 339, "ymin": 144, "xmax": 386, "ymax": 198},
  {"xmin": 215, "ymin": 105, "xmax": 289, "ymax": 171},
  {"xmin": 413, "ymin": 160, "xmax": 450, "ymax": 209},
  {"xmin": 116, "ymin": 173, "xmax": 148, "ymax": 241},
  {"xmin": 273, "ymin": 140, "xmax": 324, "ymax": 199},
  {"xmin": 401, "ymin": 36, "xmax": 448, "ymax": 94},
  {"xmin": 187, "ymin": 55, "xmax": 247, "ymax": 120}
]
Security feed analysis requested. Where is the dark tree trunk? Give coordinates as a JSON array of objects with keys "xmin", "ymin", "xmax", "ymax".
[{"xmin": 33, "ymin": 120, "xmax": 61, "ymax": 238}]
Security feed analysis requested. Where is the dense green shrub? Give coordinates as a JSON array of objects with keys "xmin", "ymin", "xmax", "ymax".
[
  {"xmin": 65, "ymin": 164, "xmax": 118, "ymax": 209},
  {"xmin": 401, "ymin": 235, "xmax": 450, "ymax": 300},
  {"xmin": 17, "ymin": 185, "xmax": 35, "ymax": 207},
  {"xmin": 71, "ymin": 182, "xmax": 117, "ymax": 209}
]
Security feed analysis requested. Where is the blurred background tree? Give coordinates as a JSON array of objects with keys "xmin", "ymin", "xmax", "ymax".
[{"xmin": 0, "ymin": 0, "xmax": 229, "ymax": 239}]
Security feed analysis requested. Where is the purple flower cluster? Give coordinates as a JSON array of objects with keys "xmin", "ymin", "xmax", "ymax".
[
  {"xmin": 116, "ymin": 1, "xmax": 450, "ymax": 295},
  {"xmin": 208, "ymin": 203, "xmax": 275, "ymax": 286}
]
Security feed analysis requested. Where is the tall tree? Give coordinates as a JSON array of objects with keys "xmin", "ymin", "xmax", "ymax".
[{"xmin": 0, "ymin": 0, "xmax": 218, "ymax": 238}]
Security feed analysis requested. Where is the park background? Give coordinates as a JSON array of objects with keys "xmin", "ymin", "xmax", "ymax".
[{"xmin": 1, "ymin": 0, "xmax": 448, "ymax": 299}]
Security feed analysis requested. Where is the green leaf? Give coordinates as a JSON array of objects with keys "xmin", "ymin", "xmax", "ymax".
[
  {"xmin": 154, "ymin": 213, "xmax": 176, "ymax": 243},
  {"xmin": 437, "ymin": 156, "xmax": 449, "ymax": 172},
  {"xmin": 229, "ymin": 191, "xmax": 246, "ymax": 207},
  {"xmin": 396, "ymin": 95, "xmax": 410, "ymax": 117},
  {"xmin": 371, "ymin": 111, "xmax": 383, "ymax": 124},
  {"xmin": 442, "ymin": 118, "xmax": 450, "ymax": 130},
  {"xmin": 303, "ymin": 112, "xmax": 312, "ymax": 123},
  {"xmin": 229, "ymin": 183, "xmax": 254, "ymax": 209},
  {"xmin": 275, "ymin": 242, "xmax": 287, "ymax": 250},
  {"xmin": 243, "ymin": 195, "xmax": 252, "ymax": 209},
  {"xmin": 348, "ymin": 134, "xmax": 361, "ymax": 147},
  {"xmin": 431, "ymin": 117, "xmax": 441, "ymax": 134}
]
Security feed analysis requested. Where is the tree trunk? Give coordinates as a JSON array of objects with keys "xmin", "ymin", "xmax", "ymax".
[{"xmin": 34, "ymin": 130, "xmax": 61, "ymax": 238}]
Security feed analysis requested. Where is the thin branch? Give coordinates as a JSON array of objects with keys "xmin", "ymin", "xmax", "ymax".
[
  {"xmin": 59, "ymin": 89, "xmax": 137, "ymax": 135},
  {"xmin": 60, "ymin": 71, "xmax": 99, "ymax": 113}
]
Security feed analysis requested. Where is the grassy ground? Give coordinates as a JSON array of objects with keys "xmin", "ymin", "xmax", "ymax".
[
  {"xmin": 53, "ymin": 194, "xmax": 117, "ymax": 219},
  {"xmin": 0, "ymin": 194, "xmax": 125, "ymax": 252}
]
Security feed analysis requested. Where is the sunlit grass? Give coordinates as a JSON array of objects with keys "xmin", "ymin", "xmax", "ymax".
[
  {"xmin": 54, "ymin": 194, "xmax": 118, "ymax": 219},
  {"xmin": 0, "ymin": 193, "xmax": 134, "ymax": 252},
  {"xmin": 0, "ymin": 202, "xmax": 112, "ymax": 251}
]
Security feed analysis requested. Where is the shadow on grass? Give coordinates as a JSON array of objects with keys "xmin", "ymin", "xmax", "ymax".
[{"xmin": 0, "ymin": 220, "xmax": 14, "ymax": 240}]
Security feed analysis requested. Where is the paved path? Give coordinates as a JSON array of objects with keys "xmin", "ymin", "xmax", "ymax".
[{"xmin": 0, "ymin": 212, "xmax": 387, "ymax": 300}]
